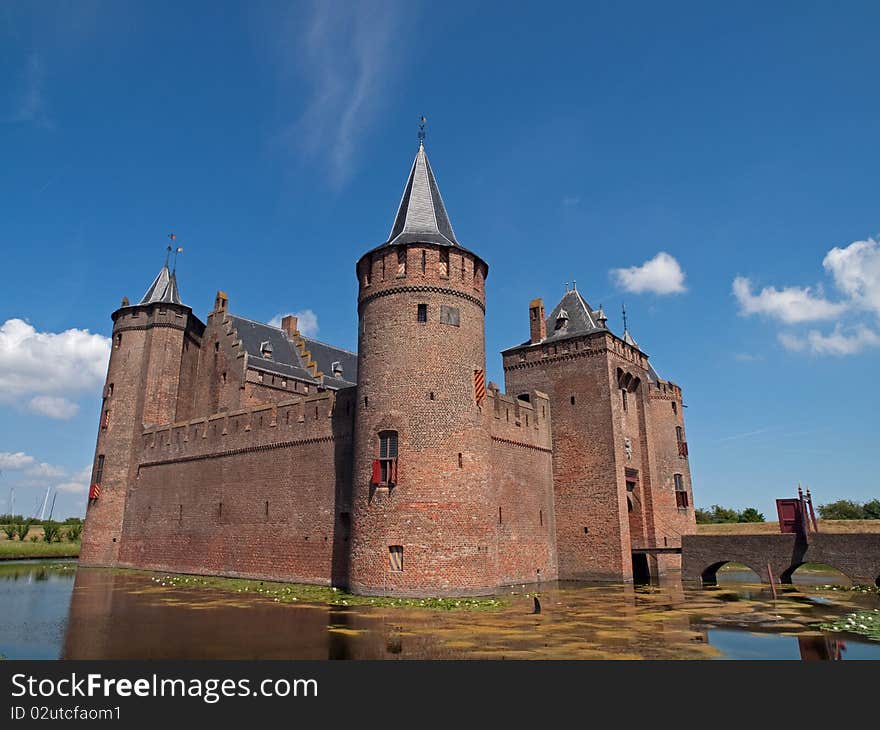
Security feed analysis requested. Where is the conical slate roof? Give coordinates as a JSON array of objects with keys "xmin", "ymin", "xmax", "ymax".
[
  {"xmin": 383, "ymin": 142, "xmax": 460, "ymax": 248},
  {"xmin": 139, "ymin": 265, "xmax": 183, "ymax": 306}
]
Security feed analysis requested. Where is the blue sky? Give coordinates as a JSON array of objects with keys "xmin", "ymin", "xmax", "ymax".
[{"xmin": 1, "ymin": 1, "xmax": 878, "ymax": 520}]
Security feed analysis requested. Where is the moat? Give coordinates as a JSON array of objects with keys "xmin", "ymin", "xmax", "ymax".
[{"xmin": 2, "ymin": 560, "xmax": 878, "ymax": 660}]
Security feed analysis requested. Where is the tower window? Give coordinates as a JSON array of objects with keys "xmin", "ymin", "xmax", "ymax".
[
  {"xmin": 372, "ymin": 430, "xmax": 399, "ymax": 486},
  {"xmin": 101, "ymin": 410, "xmax": 110, "ymax": 430},
  {"xmin": 676, "ymin": 426, "xmax": 684, "ymax": 443},
  {"xmin": 674, "ymin": 473, "xmax": 688, "ymax": 508},
  {"xmin": 115, "ymin": 333, "xmax": 122, "ymax": 349},
  {"xmin": 417, "ymin": 303, "xmax": 428, "ymax": 322},
  {"xmin": 389, "ymin": 545, "xmax": 403, "ymax": 572},
  {"xmin": 570, "ymin": 395, "xmax": 575, "ymax": 405},
  {"xmin": 458, "ymin": 452, "xmax": 463, "ymax": 468},
  {"xmin": 93, "ymin": 455, "xmax": 105, "ymax": 485},
  {"xmin": 621, "ymin": 389, "xmax": 628, "ymax": 411},
  {"xmin": 421, "ymin": 249, "xmax": 426, "ymax": 274},
  {"xmin": 672, "ymin": 401, "xmax": 677, "ymax": 414}
]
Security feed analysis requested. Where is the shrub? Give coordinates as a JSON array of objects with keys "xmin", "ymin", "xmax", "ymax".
[
  {"xmin": 818, "ymin": 500, "xmax": 867, "ymax": 520},
  {"xmin": 42, "ymin": 521, "xmax": 62, "ymax": 543},
  {"xmin": 16, "ymin": 521, "xmax": 32, "ymax": 541},
  {"xmin": 2, "ymin": 524, "xmax": 15, "ymax": 540},
  {"xmin": 66, "ymin": 523, "xmax": 83, "ymax": 542}
]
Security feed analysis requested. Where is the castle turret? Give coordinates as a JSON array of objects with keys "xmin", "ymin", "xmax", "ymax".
[
  {"xmin": 349, "ymin": 140, "xmax": 495, "ymax": 596},
  {"xmin": 80, "ymin": 262, "xmax": 203, "ymax": 566}
]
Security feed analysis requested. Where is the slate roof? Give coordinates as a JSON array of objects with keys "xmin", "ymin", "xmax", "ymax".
[
  {"xmin": 381, "ymin": 142, "xmax": 461, "ymax": 249},
  {"xmin": 228, "ymin": 314, "xmax": 357, "ymax": 390},
  {"xmin": 543, "ymin": 289, "xmax": 603, "ymax": 343},
  {"xmin": 139, "ymin": 265, "xmax": 183, "ymax": 306}
]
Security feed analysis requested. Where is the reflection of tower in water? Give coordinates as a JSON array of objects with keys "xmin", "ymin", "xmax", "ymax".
[{"xmin": 798, "ymin": 635, "xmax": 845, "ymax": 660}]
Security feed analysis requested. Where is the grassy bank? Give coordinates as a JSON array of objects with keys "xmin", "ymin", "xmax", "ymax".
[
  {"xmin": 143, "ymin": 572, "xmax": 508, "ymax": 611},
  {"xmin": 0, "ymin": 538, "xmax": 80, "ymax": 560},
  {"xmin": 696, "ymin": 519, "xmax": 880, "ymax": 535}
]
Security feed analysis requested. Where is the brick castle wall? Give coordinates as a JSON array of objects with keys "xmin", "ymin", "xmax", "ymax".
[{"xmin": 117, "ymin": 389, "xmax": 354, "ymax": 585}]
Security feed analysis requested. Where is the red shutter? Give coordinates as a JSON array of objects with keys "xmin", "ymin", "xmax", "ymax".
[
  {"xmin": 89, "ymin": 483, "xmax": 101, "ymax": 500},
  {"xmin": 371, "ymin": 459, "xmax": 381, "ymax": 485}
]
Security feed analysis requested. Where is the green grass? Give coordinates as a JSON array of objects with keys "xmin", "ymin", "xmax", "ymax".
[
  {"xmin": 143, "ymin": 572, "xmax": 509, "ymax": 611},
  {"xmin": 0, "ymin": 540, "xmax": 80, "ymax": 560}
]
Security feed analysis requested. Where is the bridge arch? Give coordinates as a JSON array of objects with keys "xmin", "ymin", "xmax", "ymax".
[
  {"xmin": 780, "ymin": 562, "xmax": 851, "ymax": 586},
  {"xmin": 701, "ymin": 560, "xmax": 762, "ymax": 586}
]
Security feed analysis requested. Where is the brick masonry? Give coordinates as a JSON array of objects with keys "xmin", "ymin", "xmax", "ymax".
[
  {"xmin": 682, "ymin": 533, "xmax": 880, "ymax": 586},
  {"xmin": 79, "ymin": 185, "xmax": 696, "ymax": 597}
]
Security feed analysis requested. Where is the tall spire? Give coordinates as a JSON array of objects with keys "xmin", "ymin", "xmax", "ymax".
[
  {"xmin": 384, "ymin": 133, "xmax": 460, "ymax": 248},
  {"xmin": 139, "ymin": 264, "xmax": 183, "ymax": 306}
]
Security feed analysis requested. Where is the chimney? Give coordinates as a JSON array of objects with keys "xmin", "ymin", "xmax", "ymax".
[
  {"xmin": 214, "ymin": 290, "xmax": 228, "ymax": 313},
  {"xmin": 281, "ymin": 315, "xmax": 299, "ymax": 338},
  {"xmin": 529, "ymin": 298, "xmax": 546, "ymax": 344}
]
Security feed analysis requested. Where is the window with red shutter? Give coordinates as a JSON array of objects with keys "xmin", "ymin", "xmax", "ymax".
[{"xmin": 377, "ymin": 431, "xmax": 399, "ymax": 487}]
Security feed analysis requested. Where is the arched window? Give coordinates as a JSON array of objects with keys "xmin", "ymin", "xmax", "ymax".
[{"xmin": 372, "ymin": 430, "xmax": 399, "ymax": 486}]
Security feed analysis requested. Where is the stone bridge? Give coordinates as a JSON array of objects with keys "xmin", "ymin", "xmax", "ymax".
[{"xmin": 682, "ymin": 533, "xmax": 880, "ymax": 586}]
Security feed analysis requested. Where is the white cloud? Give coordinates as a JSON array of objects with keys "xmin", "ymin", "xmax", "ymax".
[
  {"xmin": 0, "ymin": 318, "xmax": 110, "ymax": 416},
  {"xmin": 280, "ymin": 0, "xmax": 407, "ymax": 187},
  {"xmin": 823, "ymin": 238, "xmax": 880, "ymax": 315},
  {"xmin": 28, "ymin": 395, "xmax": 79, "ymax": 420},
  {"xmin": 736, "ymin": 234, "xmax": 880, "ymax": 357},
  {"xmin": 779, "ymin": 325, "xmax": 880, "ymax": 356},
  {"xmin": 25, "ymin": 462, "xmax": 66, "ymax": 479},
  {"xmin": 732, "ymin": 276, "xmax": 846, "ymax": 324},
  {"xmin": 734, "ymin": 352, "xmax": 763, "ymax": 363},
  {"xmin": 268, "ymin": 310, "xmax": 319, "ymax": 337},
  {"xmin": 0, "ymin": 452, "xmax": 36, "ymax": 470},
  {"xmin": 56, "ymin": 466, "xmax": 92, "ymax": 494},
  {"xmin": 611, "ymin": 252, "xmax": 687, "ymax": 295}
]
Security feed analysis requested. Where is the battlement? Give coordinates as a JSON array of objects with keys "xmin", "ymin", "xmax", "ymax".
[
  {"xmin": 648, "ymin": 379, "xmax": 682, "ymax": 399},
  {"xmin": 139, "ymin": 389, "xmax": 355, "ymax": 465},
  {"xmin": 484, "ymin": 385, "xmax": 552, "ymax": 451}
]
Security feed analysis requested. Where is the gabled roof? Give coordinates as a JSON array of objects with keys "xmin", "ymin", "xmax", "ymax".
[
  {"xmin": 383, "ymin": 142, "xmax": 460, "ymax": 248},
  {"xmin": 228, "ymin": 314, "xmax": 357, "ymax": 390},
  {"xmin": 139, "ymin": 265, "xmax": 183, "ymax": 306}
]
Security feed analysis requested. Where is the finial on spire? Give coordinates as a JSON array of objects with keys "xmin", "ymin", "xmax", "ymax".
[
  {"xmin": 418, "ymin": 115, "xmax": 427, "ymax": 146},
  {"xmin": 622, "ymin": 302, "xmax": 628, "ymax": 333},
  {"xmin": 167, "ymin": 233, "xmax": 184, "ymax": 273},
  {"xmin": 573, "ymin": 279, "xmax": 577, "ymax": 291},
  {"xmin": 564, "ymin": 282, "xmax": 569, "ymax": 292}
]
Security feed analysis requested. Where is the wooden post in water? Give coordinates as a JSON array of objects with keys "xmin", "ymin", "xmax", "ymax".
[{"xmin": 767, "ymin": 562, "xmax": 778, "ymax": 601}]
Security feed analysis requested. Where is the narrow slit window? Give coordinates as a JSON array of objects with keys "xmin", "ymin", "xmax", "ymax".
[
  {"xmin": 389, "ymin": 545, "xmax": 403, "ymax": 572},
  {"xmin": 417, "ymin": 303, "xmax": 428, "ymax": 323},
  {"xmin": 93, "ymin": 455, "xmax": 105, "ymax": 484}
]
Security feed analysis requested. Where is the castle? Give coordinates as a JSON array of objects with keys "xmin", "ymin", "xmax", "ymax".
[{"xmin": 79, "ymin": 139, "xmax": 696, "ymax": 596}]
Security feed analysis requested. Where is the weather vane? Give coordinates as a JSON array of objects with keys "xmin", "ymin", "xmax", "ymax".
[
  {"xmin": 622, "ymin": 302, "xmax": 628, "ymax": 332},
  {"xmin": 166, "ymin": 233, "xmax": 184, "ymax": 273},
  {"xmin": 418, "ymin": 115, "xmax": 427, "ymax": 145}
]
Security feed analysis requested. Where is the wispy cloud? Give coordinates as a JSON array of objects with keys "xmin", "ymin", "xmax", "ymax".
[
  {"xmin": 278, "ymin": 0, "xmax": 410, "ymax": 187},
  {"xmin": 7, "ymin": 52, "xmax": 53, "ymax": 128}
]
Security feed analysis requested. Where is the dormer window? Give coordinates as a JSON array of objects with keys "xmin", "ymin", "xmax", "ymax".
[
  {"xmin": 331, "ymin": 361, "xmax": 343, "ymax": 378},
  {"xmin": 260, "ymin": 341, "xmax": 273, "ymax": 359},
  {"xmin": 554, "ymin": 309, "xmax": 569, "ymax": 330}
]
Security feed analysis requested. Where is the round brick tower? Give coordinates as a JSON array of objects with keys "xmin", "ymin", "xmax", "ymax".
[
  {"xmin": 349, "ymin": 141, "xmax": 496, "ymax": 596},
  {"xmin": 80, "ymin": 264, "xmax": 197, "ymax": 567}
]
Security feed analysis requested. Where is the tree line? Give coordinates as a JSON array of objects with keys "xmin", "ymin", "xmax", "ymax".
[{"xmin": 696, "ymin": 498, "xmax": 879, "ymax": 524}]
